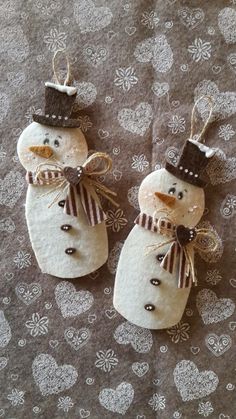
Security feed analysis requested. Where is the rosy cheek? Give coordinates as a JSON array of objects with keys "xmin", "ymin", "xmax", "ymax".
[
  {"xmin": 139, "ymin": 188, "xmax": 155, "ymax": 206},
  {"xmin": 20, "ymin": 150, "xmax": 36, "ymax": 162}
]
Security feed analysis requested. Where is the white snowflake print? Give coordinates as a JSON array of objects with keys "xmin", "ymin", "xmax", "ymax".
[
  {"xmin": 95, "ymin": 349, "xmax": 118, "ymax": 372},
  {"xmin": 141, "ymin": 11, "xmax": 159, "ymax": 29},
  {"xmin": 131, "ymin": 154, "xmax": 149, "ymax": 172},
  {"xmin": 218, "ymin": 124, "xmax": 235, "ymax": 141},
  {"xmin": 198, "ymin": 401, "xmax": 214, "ymax": 417},
  {"xmin": 205, "ymin": 270, "xmax": 222, "ymax": 286},
  {"xmin": 114, "ymin": 67, "xmax": 138, "ymax": 92},
  {"xmin": 57, "ymin": 396, "xmax": 74, "ymax": 413},
  {"xmin": 7, "ymin": 388, "xmax": 25, "ymax": 407},
  {"xmin": 77, "ymin": 115, "xmax": 93, "ymax": 132},
  {"xmin": 167, "ymin": 321, "xmax": 190, "ymax": 343},
  {"xmin": 43, "ymin": 28, "xmax": 67, "ymax": 52},
  {"xmin": 188, "ymin": 38, "xmax": 211, "ymax": 62},
  {"xmin": 106, "ymin": 209, "xmax": 128, "ymax": 232},
  {"xmin": 148, "ymin": 393, "xmax": 166, "ymax": 411},
  {"xmin": 168, "ymin": 115, "xmax": 186, "ymax": 134},
  {"xmin": 25, "ymin": 313, "xmax": 49, "ymax": 337},
  {"xmin": 13, "ymin": 251, "xmax": 31, "ymax": 269}
]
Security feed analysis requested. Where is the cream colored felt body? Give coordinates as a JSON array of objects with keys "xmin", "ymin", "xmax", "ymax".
[
  {"xmin": 26, "ymin": 185, "xmax": 108, "ymax": 278},
  {"xmin": 113, "ymin": 168, "xmax": 205, "ymax": 330},
  {"xmin": 17, "ymin": 122, "xmax": 108, "ymax": 278}
]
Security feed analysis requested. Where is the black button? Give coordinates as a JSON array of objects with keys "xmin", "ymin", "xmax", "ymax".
[
  {"xmin": 65, "ymin": 248, "xmax": 76, "ymax": 255},
  {"xmin": 150, "ymin": 278, "xmax": 161, "ymax": 286},
  {"xmin": 156, "ymin": 254, "xmax": 165, "ymax": 262},
  {"xmin": 58, "ymin": 200, "xmax": 65, "ymax": 208},
  {"xmin": 61, "ymin": 224, "xmax": 72, "ymax": 231},
  {"xmin": 144, "ymin": 304, "xmax": 155, "ymax": 311}
]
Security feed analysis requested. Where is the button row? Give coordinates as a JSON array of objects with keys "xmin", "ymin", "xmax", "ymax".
[
  {"xmin": 58, "ymin": 201, "xmax": 76, "ymax": 255},
  {"xmin": 144, "ymin": 253, "xmax": 166, "ymax": 312}
]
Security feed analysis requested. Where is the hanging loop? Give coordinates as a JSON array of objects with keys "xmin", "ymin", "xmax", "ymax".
[
  {"xmin": 190, "ymin": 95, "xmax": 213, "ymax": 142},
  {"xmin": 52, "ymin": 50, "xmax": 71, "ymax": 86}
]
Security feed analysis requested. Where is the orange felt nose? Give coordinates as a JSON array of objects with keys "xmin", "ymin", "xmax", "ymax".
[
  {"xmin": 155, "ymin": 191, "xmax": 176, "ymax": 206},
  {"xmin": 29, "ymin": 145, "xmax": 53, "ymax": 159}
]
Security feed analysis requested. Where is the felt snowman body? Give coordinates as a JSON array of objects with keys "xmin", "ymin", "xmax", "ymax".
[
  {"xmin": 17, "ymin": 83, "xmax": 109, "ymax": 278},
  {"xmin": 113, "ymin": 139, "xmax": 216, "ymax": 330}
]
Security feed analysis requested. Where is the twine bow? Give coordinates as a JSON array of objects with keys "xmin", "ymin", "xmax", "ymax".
[
  {"xmin": 26, "ymin": 152, "xmax": 118, "ymax": 226},
  {"xmin": 135, "ymin": 210, "xmax": 219, "ymax": 288}
]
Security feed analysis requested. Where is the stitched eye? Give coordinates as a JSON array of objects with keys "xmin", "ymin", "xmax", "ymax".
[
  {"xmin": 54, "ymin": 139, "xmax": 60, "ymax": 147},
  {"xmin": 168, "ymin": 187, "xmax": 176, "ymax": 195},
  {"xmin": 43, "ymin": 138, "xmax": 49, "ymax": 145},
  {"xmin": 178, "ymin": 191, "xmax": 183, "ymax": 200}
]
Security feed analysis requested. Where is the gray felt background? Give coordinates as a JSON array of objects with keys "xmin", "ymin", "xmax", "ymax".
[{"xmin": 0, "ymin": 0, "xmax": 236, "ymax": 418}]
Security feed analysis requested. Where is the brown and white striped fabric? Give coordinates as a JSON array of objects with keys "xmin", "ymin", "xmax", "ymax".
[
  {"xmin": 26, "ymin": 170, "xmax": 64, "ymax": 185},
  {"xmin": 26, "ymin": 170, "xmax": 106, "ymax": 227},
  {"xmin": 134, "ymin": 213, "xmax": 193, "ymax": 288}
]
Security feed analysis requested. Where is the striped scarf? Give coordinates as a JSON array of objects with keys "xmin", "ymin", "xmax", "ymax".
[
  {"xmin": 26, "ymin": 170, "xmax": 106, "ymax": 227},
  {"xmin": 134, "ymin": 213, "xmax": 193, "ymax": 289}
]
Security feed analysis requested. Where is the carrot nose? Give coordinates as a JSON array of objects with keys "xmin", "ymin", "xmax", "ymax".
[
  {"xmin": 29, "ymin": 145, "xmax": 53, "ymax": 159},
  {"xmin": 155, "ymin": 191, "xmax": 176, "ymax": 206}
]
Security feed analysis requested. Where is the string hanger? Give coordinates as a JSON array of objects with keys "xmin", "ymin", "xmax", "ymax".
[
  {"xmin": 52, "ymin": 49, "xmax": 71, "ymax": 86},
  {"xmin": 189, "ymin": 95, "xmax": 214, "ymax": 143}
]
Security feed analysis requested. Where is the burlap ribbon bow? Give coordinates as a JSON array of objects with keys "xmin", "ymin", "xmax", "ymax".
[
  {"xmin": 134, "ymin": 212, "xmax": 219, "ymax": 288},
  {"xmin": 26, "ymin": 152, "xmax": 118, "ymax": 227}
]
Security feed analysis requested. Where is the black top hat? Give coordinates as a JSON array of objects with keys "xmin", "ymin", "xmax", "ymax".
[
  {"xmin": 165, "ymin": 139, "xmax": 216, "ymax": 188},
  {"xmin": 33, "ymin": 82, "xmax": 80, "ymax": 128}
]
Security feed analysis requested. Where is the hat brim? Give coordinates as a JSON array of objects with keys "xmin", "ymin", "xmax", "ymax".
[
  {"xmin": 33, "ymin": 114, "xmax": 81, "ymax": 128},
  {"xmin": 165, "ymin": 162, "xmax": 206, "ymax": 188}
]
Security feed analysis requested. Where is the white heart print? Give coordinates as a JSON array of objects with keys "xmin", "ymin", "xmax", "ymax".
[
  {"xmin": 0, "ymin": 25, "xmax": 29, "ymax": 62},
  {"xmin": 55, "ymin": 281, "xmax": 94, "ymax": 318},
  {"xmin": 194, "ymin": 79, "xmax": 236, "ymax": 121},
  {"xmin": 0, "ymin": 93, "xmax": 9, "ymax": 124},
  {"xmin": 74, "ymin": 0, "xmax": 112, "ymax": 34},
  {"xmin": 196, "ymin": 289, "xmax": 235, "ymax": 324},
  {"xmin": 178, "ymin": 7, "xmax": 205, "ymax": 29},
  {"xmin": 134, "ymin": 35, "xmax": 173, "ymax": 73},
  {"xmin": 205, "ymin": 333, "xmax": 232, "ymax": 357},
  {"xmin": 118, "ymin": 102, "xmax": 153, "ymax": 136},
  {"xmin": 99, "ymin": 382, "xmax": 134, "ymax": 415},
  {"xmin": 132, "ymin": 362, "xmax": 149, "ymax": 377},
  {"xmin": 218, "ymin": 8, "xmax": 236, "ymax": 44},
  {"xmin": 0, "ymin": 357, "xmax": 8, "ymax": 371},
  {"xmin": 152, "ymin": 82, "xmax": 169, "ymax": 98},
  {"xmin": 0, "ymin": 171, "xmax": 25, "ymax": 208},
  {"xmin": 32, "ymin": 353, "xmax": 78, "ymax": 396},
  {"xmin": 107, "ymin": 241, "xmax": 124, "ymax": 274},
  {"xmin": 15, "ymin": 282, "xmax": 42, "ymax": 305},
  {"xmin": 113, "ymin": 321, "xmax": 153, "ymax": 353},
  {"xmin": 74, "ymin": 81, "xmax": 97, "ymax": 110},
  {"xmin": 174, "ymin": 360, "xmax": 219, "ymax": 401},
  {"xmin": 64, "ymin": 327, "xmax": 91, "ymax": 351},
  {"xmin": 206, "ymin": 150, "xmax": 236, "ymax": 185},
  {"xmin": 0, "ymin": 311, "xmax": 11, "ymax": 348},
  {"xmin": 83, "ymin": 45, "xmax": 108, "ymax": 67}
]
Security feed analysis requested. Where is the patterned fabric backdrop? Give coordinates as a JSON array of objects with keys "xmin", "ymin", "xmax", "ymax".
[{"xmin": 0, "ymin": 0, "xmax": 236, "ymax": 418}]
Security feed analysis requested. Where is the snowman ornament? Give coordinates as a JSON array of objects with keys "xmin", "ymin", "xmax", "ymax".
[
  {"xmin": 114, "ymin": 101, "xmax": 219, "ymax": 329},
  {"xmin": 17, "ymin": 56, "xmax": 116, "ymax": 279}
]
